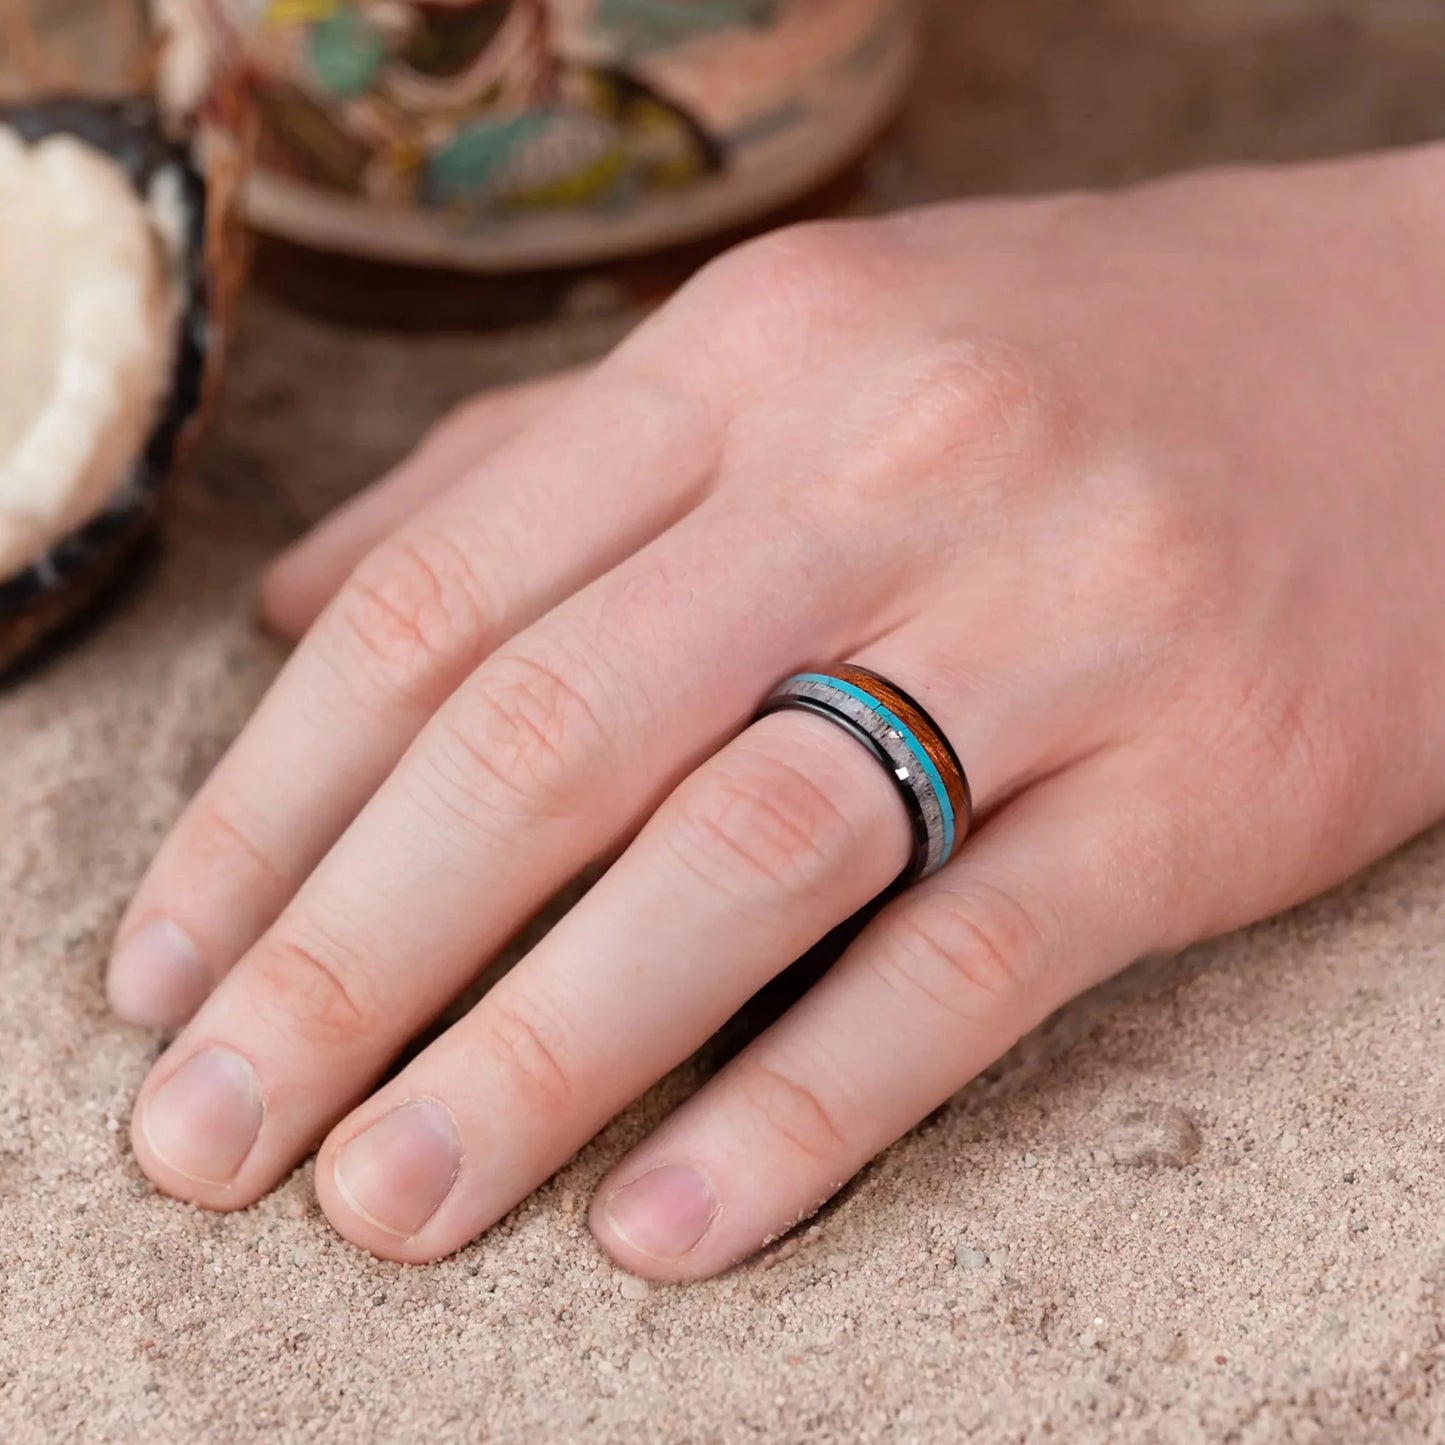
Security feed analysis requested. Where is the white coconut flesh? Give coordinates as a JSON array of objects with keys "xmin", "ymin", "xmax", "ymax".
[{"xmin": 0, "ymin": 126, "xmax": 187, "ymax": 582}]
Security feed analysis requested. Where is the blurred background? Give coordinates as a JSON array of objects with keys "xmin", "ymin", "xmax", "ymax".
[
  {"xmin": 13, "ymin": 1, "xmax": 1445, "ymax": 185},
  {"xmin": 8, "ymin": 0, "xmax": 1445, "ymax": 550}
]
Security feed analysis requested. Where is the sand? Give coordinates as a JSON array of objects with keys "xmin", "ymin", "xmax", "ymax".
[{"xmin": 2, "ymin": 3, "xmax": 1443, "ymax": 1441}]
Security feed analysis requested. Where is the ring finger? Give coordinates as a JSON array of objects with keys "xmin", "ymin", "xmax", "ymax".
[{"xmin": 593, "ymin": 748, "xmax": 1175, "ymax": 1279}]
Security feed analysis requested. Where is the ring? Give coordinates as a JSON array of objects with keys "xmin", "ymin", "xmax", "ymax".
[{"xmin": 758, "ymin": 665, "xmax": 973, "ymax": 885}]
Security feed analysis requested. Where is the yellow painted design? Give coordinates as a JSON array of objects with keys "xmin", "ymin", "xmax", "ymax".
[
  {"xmin": 389, "ymin": 140, "xmax": 426, "ymax": 175},
  {"xmin": 648, "ymin": 152, "xmax": 706, "ymax": 188},
  {"xmin": 501, "ymin": 150, "xmax": 630, "ymax": 210},
  {"xmin": 265, "ymin": 0, "xmax": 340, "ymax": 28},
  {"xmin": 579, "ymin": 74, "xmax": 624, "ymax": 120}
]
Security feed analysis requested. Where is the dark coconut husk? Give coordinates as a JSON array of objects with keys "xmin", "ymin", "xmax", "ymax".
[{"xmin": 0, "ymin": 3, "xmax": 252, "ymax": 678}]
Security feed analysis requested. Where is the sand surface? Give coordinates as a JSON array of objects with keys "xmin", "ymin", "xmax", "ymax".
[{"xmin": 2, "ymin": 3, "xmax": 1444, "ymax": 1440}]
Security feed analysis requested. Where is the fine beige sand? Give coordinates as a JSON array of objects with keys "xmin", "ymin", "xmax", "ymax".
[{"xmin": 3, "ymin": 3, "xmax": 1444, "ymax": 1440}]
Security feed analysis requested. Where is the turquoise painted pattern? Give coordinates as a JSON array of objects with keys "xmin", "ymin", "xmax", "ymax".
[
  {"xmin": 308, "ymin": 9, "xmax": 387, "ymax": 98},
  {"xmin": 427, "ymin": 111, "xmax": 559, "ymax": 202}
]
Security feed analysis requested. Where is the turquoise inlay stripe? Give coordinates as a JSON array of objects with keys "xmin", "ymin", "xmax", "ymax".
[{"xmin": 791, "ymin": 673, "xmax": 956, "ymax": 863}]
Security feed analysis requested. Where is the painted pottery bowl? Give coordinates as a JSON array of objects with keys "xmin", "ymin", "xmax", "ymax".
[{"xmin": 170, "ymin": 0, "xmax": 916, "ymax": 269}]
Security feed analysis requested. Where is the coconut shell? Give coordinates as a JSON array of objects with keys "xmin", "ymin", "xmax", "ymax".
[{"xmin": 0, "ymin": 96, "xmax": 213, "ymax": 678}]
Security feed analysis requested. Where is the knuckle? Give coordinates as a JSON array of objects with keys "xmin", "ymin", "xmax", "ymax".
[
  {"xmin": 905, "ymin": 339, "xmax": 1070, "ymax": 466},
  {"xmin": 186, "ymin": 790, "xmax": 288, "ymax": 892},
  {"xmin": 732, "ymin": 1061, "xmax": 850, "ymax": 1166},
  {"xmin": 431, "ymin": 645, "xmax": 608, "ymax": 820},
  {"xmin": 682, "ymin": 222, "xmax": 879, "ymax": 349},
  {"xmin": 247, "ymin": 925, "xmax": 376, "ymax": 1050},
  {"xmin": 823, "ymin": 339, "xmax": 1075, "ymax": 520},
  {"xmin": 1086, "ymin": 488, "xmax": 1234, "ymax": 643},
  {"xmin": 481, "ymin": 995, "xmax": 577, "ymax": 1116},
  {"xmin": 878, "ymin": 882, "xmax": 1053, "ymax": 1022},
  {"xmin": 666, "ymin": 750, "xmax": 859, "ymax": 904},
  {"xmin": 323, "ymin": 530, "xmax": 492, "ymax": 705}
]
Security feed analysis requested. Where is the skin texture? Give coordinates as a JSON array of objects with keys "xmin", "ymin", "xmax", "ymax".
[{"xmin": 109, "ymin": 147, "xmax": 1445, "ymax": 1280}]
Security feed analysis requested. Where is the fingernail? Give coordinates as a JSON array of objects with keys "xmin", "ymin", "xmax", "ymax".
[
  {"xmin": 107, "ymin": 918, "xmax": 211, "ymax": 1031},
  {"xmin": 603, "ymin": 1164, "xmax": 718, "ymax": 1261},
  {"xmin": 333, "ymin": 1100, "xmax": 462, "ymax": 1240},
  {"xmin": 140, "ymin": 1047, "xmax": 264, "ymax": 1186}
]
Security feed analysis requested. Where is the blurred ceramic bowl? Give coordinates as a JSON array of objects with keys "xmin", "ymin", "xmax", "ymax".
[{"xmin": 169, "ymin": 0, "xmax": 916, "ymax": 269}]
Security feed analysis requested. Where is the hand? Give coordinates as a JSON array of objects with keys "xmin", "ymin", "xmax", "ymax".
[{"xmin": 108, "ymin": 148, "xmax": 1445, "ymax": 1278}]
